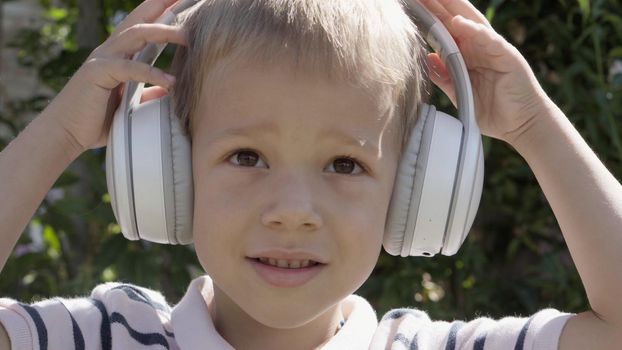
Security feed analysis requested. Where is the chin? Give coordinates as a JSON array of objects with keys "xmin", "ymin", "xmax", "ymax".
[{"xmin": 246, "ymin": 297, "xmax": 342, "ymax": 330}]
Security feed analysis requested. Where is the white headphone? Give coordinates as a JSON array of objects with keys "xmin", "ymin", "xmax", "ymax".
[{"xmin": 105, "ymin": 0, "xmax": 484, "ymax": 257}]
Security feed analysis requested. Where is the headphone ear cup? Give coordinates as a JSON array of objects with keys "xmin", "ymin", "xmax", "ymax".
[
  {"xmin": 106, "ymin": 95, "xmax": 139, "ymax": 241},
  {"xmin": 384, "ymin": 104, "xmax": 433, "ymax": 256},
  {"xmin": 384, "ymin": 104, "xmax": 463, "ymax": 257},
  {"xmin": 108, "ymin": 95, "xmax": 193, "ymax": 244}
]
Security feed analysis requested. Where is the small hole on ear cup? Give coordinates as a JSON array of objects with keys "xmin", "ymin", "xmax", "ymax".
[{"xmin": 422, "ymin": 252, "xmax": 432, "ymax": 257}]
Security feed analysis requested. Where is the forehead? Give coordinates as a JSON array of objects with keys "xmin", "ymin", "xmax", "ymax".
[{"xmin": 192, "ymin": 57, "xmax": 401, "ymax": 156}]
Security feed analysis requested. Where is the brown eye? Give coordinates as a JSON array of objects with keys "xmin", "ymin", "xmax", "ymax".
[
  {"xmin": 227, "ymin": 150, "xmax": 267, "ymax": 168},
  {"xmin": 327, "ymin": 157, "xmax": 364, "ymax": 175}
]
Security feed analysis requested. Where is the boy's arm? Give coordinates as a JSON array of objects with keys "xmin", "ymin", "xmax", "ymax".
[
  {"xmin": 419, "ymin": 0, "xmax": 622, "ymax": 347},
  {"xmin": 0, "ymin": 111, "xmax": 81, "ymax": 271},
  {"xmin": 512, "ymin": 100, "xmax": 622, "ymax": 349}
]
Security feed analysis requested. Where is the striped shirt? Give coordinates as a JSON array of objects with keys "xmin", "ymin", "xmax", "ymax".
[{"xmin": 0, "ymin": 275, "xmax": 572, "ymax": 349}]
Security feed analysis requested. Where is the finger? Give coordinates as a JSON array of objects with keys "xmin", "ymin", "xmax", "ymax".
[
  {"xmin": 107, "ymin": 24, "xmax": 187, "ymax": 56},
  {"xmin": 451, "ymin": 15, "xmax": 515, "ymax": 73},
  {"xmin": 435, "ymin": 0, "xmax": 493, "ymax": 29},
  {"xmin": 140, "ymin": 86, "xmax": 169, "ymax": 103},
  {"xmin": 426, "ymin": 53, "xmax": 457, "ymax": 107},
  {"xmin": 419, "ymin": 0, "xmax": 455, "ymax": 28},
  {"xmin": 112, "ymin": 0, "xmax": 181, "ymax": 37},
  {"xmin": 419, "ymin": 0, "xmax": 492, "ymax": 33},
  {"xmin": 83, "ymin": 57, "xmax": 176, "ymax": 90}
]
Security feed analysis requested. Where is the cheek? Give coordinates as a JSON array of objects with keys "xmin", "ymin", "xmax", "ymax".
[
  {"xmin": 333, "ymin": 186, "xmax": 391, "ymax": 280},
  {"xmin": 192, "ymin": 166, "xmax": 251, "ymax": 271},
  {"xmin": 343, "ymin": 167, "xmax": 397, "ymax": 266},
  {"xmin": 193, "ymin": 160, "xmax": 253, "ymax": 226}
]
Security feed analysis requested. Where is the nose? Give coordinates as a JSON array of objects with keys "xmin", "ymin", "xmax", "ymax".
[{"xmin": 260, "ymin": 173, "xmax": 323, "ymax": 231}]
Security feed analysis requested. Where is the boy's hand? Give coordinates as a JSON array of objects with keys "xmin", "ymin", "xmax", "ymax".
[
  {"xmin": 46, "ymin": 0, "xmax": 186, "ymax": 154},
  {"xmin": 420, "ymin": 0, "xmax": 550, "ymax": 147}
]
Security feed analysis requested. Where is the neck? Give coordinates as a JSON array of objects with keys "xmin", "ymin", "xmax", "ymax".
[{"xmin": 210, "ymin": 285, "xmax": 345, "ymax": 350}]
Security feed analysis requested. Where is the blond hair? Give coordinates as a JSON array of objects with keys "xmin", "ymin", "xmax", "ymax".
[{"xmin": 170, "ymin": 0, "xmax": 428, "ymax": 152}]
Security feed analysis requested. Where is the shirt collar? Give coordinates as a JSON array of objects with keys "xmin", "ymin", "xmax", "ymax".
[{"xmin": 171, "ymin": 275, "xmax": 378, "ymax": 349}]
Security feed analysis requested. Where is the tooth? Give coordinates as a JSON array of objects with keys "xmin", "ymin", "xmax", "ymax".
[
  {"xmin": 269, "ymin": 258, "xmax": 278, "ymax": 266},
  {"xmin": 289, "ymin": 260, "xmax": 301, "ymax": 268},
  {"xmin": 259, "ymin": 257, "xmax": 269, "ymax": 264},
  {"xmin": 301, "ymin": 260, "xmax": 310, "ymax": 268},
  {"xmin": 276, "ymin": 259, "xmax": 289, "ymax": 268}
]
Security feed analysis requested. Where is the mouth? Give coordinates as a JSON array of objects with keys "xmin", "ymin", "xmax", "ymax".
[
  {"xmin": 247, "ymin": 257, "xmax": 325, "ymax": 269},
  {"xmin": 246, "ymin": 257, "xmax": 326, "ymax": 288}
]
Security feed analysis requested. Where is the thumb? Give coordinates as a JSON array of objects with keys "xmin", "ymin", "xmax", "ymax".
[{"xmin": 426, "ymin": 53, "xmax": 457, "ymax": 107}]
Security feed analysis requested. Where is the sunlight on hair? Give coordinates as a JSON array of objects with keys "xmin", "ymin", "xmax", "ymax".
[{"xmin": 170, "ymin": 0, "xmax": 429, "ymax": 153}]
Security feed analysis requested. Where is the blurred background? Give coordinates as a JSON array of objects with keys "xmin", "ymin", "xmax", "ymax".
[{"xmin": 0, "ymin": 0, "xmax": 620, "ymax": 320}]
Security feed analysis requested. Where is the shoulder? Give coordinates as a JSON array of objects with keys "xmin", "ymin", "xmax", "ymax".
[
  {"xmin": 90, "ymin": 281, "xmax": 172, "ymax": 314},
  {"xmin": 86, "ymin": 281, "xmax": 174, "ymax": 335},
  {"xmin": 371, "ymin": 307, "xmax": 573, "ymax": 350},
  {"xmin": 0, "ymin": 282, "xmax": 175, "ymax": 349}
]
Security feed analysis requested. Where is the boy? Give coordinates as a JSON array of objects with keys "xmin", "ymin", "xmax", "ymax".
[{"xmin": 0, "ymin": 0, "xmax": 621, "ymax": 349}]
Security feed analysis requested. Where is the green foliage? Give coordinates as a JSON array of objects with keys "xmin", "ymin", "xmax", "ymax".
[{"xmin": 1, "ymin": 0, "xmax": 620, "ymax": 322}]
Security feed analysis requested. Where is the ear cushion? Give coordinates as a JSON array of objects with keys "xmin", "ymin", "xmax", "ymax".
[
  {"xmin": 383, "ymin": 104, "xmax": 433, "ymax": 256},
  {"xmin": 119, "ymin": 95, "xmax": 193, "ymax": 244},
  {"xmin": 162, "ymin": 95, "xmax": 194, "ymax": 244}
]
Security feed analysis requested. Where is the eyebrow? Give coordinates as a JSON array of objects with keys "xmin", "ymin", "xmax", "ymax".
[{"xmin": 207, "ymin": 122, "xmax": 380, "ymax": 157}]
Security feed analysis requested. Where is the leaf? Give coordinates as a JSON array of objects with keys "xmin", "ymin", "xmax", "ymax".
[
  {"xmin": 609, "ymin": 47, "xmax": 622, "ymax": 59},
  {"xmin": 43, "ymin": 225, "xmax": 60, "ymax": 258},
  {"xmin": 44, "ymin": 7, "xmax": 68, "ymax": 21},
  {"xmin": 577, "ymin": 0, "xmax": 591, "ymax": 24}
]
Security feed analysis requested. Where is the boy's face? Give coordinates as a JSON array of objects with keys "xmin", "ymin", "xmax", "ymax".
[{"xmin": 191, "ymin": 56, "xmax": 401, "ymax": 328}]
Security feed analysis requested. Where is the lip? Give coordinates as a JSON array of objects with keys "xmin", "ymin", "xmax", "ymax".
[
  {"xmin": 247, "ymin": 258, "xmax": 325, "ymax": 288},
  {"xmin": 246, "ymin": 249, "xmax": 328, "ymax": 264}
]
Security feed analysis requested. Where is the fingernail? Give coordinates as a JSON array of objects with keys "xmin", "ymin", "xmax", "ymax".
[{"xmin": 164, "ymin": 73, "xmax": 176, "ymax": 85}]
